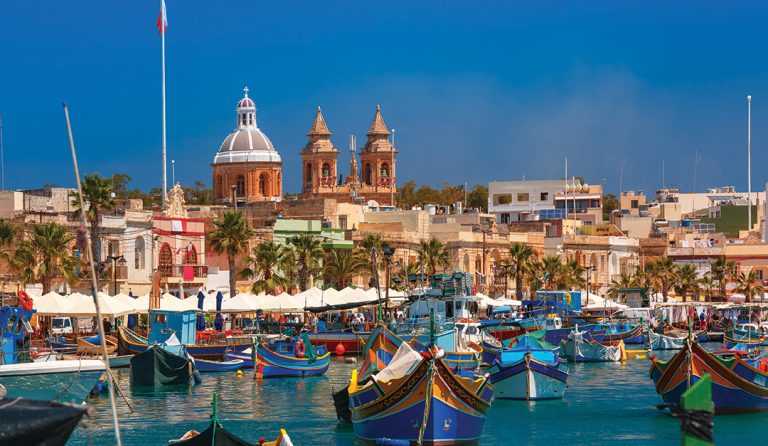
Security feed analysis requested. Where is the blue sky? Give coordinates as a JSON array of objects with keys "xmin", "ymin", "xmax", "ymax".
[{"xmin": 2, "ymin": 1, "xmax": 768, "ymax": 196}]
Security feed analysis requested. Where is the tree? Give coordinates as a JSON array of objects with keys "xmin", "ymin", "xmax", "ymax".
[
  {"xmin": 711, "ymin": 257, "xmax": 736, "ymax": 298},
  {"xmin": 507, "ymin": 243, "xmax": 535, "ymax": 299},
  {"xmin": 735, "ymin": 270, "xmax": 764, "ymax": 303},
  {"xmin": 111, "ymin": 173, "xmax": 133, "ymax": 198},
  {"xmin": 393, "ymin": 260, "xmax": 420, "ymax": 291},
  {"xmin": 466, "ymin": 184, "xmax": 488, "ymax": 212},
  {"xmin": 287, "ymin": 235, "xmax": 324, "ymax": 291},
  {"xmin": 185, "ymin": 181, "xmax": 214, "ymax": 205},
  {"xmin": 360, "ymin": 233, "xmax": 387, "ymax": 281},
  {"xmin": 495, "ymin": 258, "xmax": 515, "ymax": 298},
  {"xmin": 207, "ymin": 211, "xmax": 254, "ymax": 295},
  {"xmin": 541, "ymin": 256, "xmax": 562, "ymax": 290},
  {"xmin": 0, "ymin": 220, "xmax": 15, "ymax": 249},
  {"xmin": 417, "ymin": 237, "xmax": 451, "ymax": 275},
  {"xmin": 70, "ymin": 173, "xmax": 115, "ymax": 262},
  {"xmin": 240, "ymin": 241, "xmax": 293, "ymax": 294},
  {"xmin": 654, "ymin": 257, "xmax": 678, "ymax": 300},
  {"xmin": 602, "ymin": 193, "xmax": 620, "ymax": 221},
  {"xmin": 558, "ymin": 259, "xmax": 586, "ymax": 291},
  {"xmin": 699, "ymin": 272, "xmax": 716, "ymax": 302},
  {"xmin": 674, "ymin": 264, "xmax": 699, "ymax": 302},
  {"xmin": 324, "ymin": 249, "xmax": 368, "ymax": 290},
  {"xmin": 6, "ymin": 223, "xmax": 79, "ymax": 294},
  {"xmin": 608, "ymin": 272, "xmax": 637, "ymax": 302}
]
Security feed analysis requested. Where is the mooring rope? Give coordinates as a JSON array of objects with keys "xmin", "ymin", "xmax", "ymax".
[{"xmin": 417, "ymin": 360, "xmax": 437, "ymax": 446}]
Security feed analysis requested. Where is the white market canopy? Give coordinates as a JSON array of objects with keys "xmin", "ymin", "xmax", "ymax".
[
  {"xmin": 132, "ymin": 293, "xmax": 198, "ymax": 313},
  {"xmin": 31, "ymin": 292, "xmax": 76, "ymax": 315},
  {"xmin": 64, "ymin": 292, "xmax": 135, "ymax": 318}
]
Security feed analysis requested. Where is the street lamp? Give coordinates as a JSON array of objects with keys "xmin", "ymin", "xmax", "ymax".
[
  {"xmin": 585, "ymin": 265, "xmax": 596, "ymax": 307},
  {"xmin": 383, "ymin": 246, "xmax": 396, "ymax": 310},
  {"xmin": 107, "ymin": 254, "xmax": 126, "ymax": 296}
]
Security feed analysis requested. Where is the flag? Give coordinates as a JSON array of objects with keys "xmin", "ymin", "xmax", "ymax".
[{"xmin": 157, "ymin": 0, "xmax": 168, "ymax": 35}]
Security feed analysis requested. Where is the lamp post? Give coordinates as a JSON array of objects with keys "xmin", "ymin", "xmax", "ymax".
[
  {"xmin": 231, "ymin": 185, "xmax": 238, "ymax": 212},
  {"xmin": 585, "ymin": 265, "xmax": 596, "ymax": 307},
  {"xmin": 107, "ymin": 254, "xmax": 126, "ymax": 296},
  {"xmin": 171, "ymin": 160, "xmax": 175, "ymax": 186},
  {"xmin": 383, "ymin": 246, "xmax": 396, "ymax": 314}
]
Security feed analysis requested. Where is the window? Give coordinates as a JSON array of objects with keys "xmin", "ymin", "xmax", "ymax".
[
  {"xmin": 184, "ymin": 245, "xmax": 198, "ymax": 265},
  {"xmin": 135, "ymin": 237, "xmax": 145, "ymax": 270},
  {"xmin": 363, "ymin": 163, "xmax": 372, "ymax": 185},
  {"xmin": 236, "ymin": 175, "xmax": 245, "ymax": 196},
  {"xmin": 631, "ymin": 199, "xmax": 639, "ymax": 209},
  {"xmin": 495, "ymin": 194, "xmax": 512, "ymax": 205},
  {"xmin": 322, "ymin": 163, "xmax": 331, "ymax": 178},
  {"xmin": 756, "ymin": 270, "xmax": 764, "ymax": 281},
  {"xmin": 380, "ymin": 163, "xmax": 389, "ymax": 178},
  {"xmin": 339, "ymin": 215, "xmax": 348, "ymax": 230},
  {"xmin": 517, "ymin": 193, "xmax": 529, "ymax": 202},
  {"xmin": 153, "ymin": 313, "xmax": 167, "ymax": 325},
  {"xmin": 159, "ymin": 243, "xmax": 173, "ymax": 276},
  {"xmin": 500, "ymin": 213, "xmax": 510, "ymax": 223},
  {"xmin": 259, "ymin": 174, "xmax": 268, "ymax": 195},
  {"xmin": 540, "ymin": 192, "xmax": 549, "ymax": 201}
]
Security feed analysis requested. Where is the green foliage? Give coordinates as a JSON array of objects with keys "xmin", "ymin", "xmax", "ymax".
[
  {"xmin": 240, "ymin": 241, "xmax": 293, "ymax": 294},
  {"xmin": 396, "ymin": 180, "xmax": 488, "ymax": 212},
  {"xmin": 287, "ymin": 234, "xmax": 325, "ymax": 291},
  {"xmin": 5, "ymin": 223, "xmax": 79, "ymax": 293},
  {"xmin": 323, "ymin": 249, "xmax": 368, "ymax": 290},
  {"xmin": 735, "ymin": 270, "xmax": 765, "ymax": 303},
  {"xmin": 208, "ymin": 211, "xmax": 254, "ymax": 294},
  {"xmin": 185, "ymin": 181, "xmax": 213, "ymax": 205},
  {"xmin": 70, "ymin": 173, "xmax": 115, "ymax": 261},
  {"xmin": 603, "ymin": 193, "xmax": 619, "ymax": 221},
  {"xmin": 0, "ymin": 220, "xmax": 15, "ymax": 248},
  {"xmin": 111, "ymin": 173, "xmax": 133, "ymax": 198},
  {"xmin": 417, "ymin": 237, "xmax": 451, "ymax": 275}
]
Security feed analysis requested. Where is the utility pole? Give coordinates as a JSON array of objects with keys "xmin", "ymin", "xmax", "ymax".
[{"xmin": 748, "ymin": 95, "xmax": 753, "ymax": 231}]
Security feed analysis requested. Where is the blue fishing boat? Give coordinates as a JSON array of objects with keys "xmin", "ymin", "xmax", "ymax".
[
  {"xmin": 349, "ymin": 341, "xmax": 493, "ymax": 445},
  {"xmin": 489, "ymin": 334, "xmax": 568, "ymax": 400},
  {"xmin": 130, "ymin": 343, "xmax": 200, "ymax": 388},
  {"xmin": 650, "ymin": 338, "xmax": 768, "ymax": 413},
  {"xmin": 647, "ymin": 331, "xmax": 685, "ymax": 350},
  {"xmin": 254, "ymin": 335, "xmax": 330, "ymax": 378},
  {"xmin": 193, "ymin": 358, "xmax": 245, "ymax": 372},
  {"xmin": 545, "ymin": 323, "xmax": 642, "ymax": 346},
  {"xmin": 0, "ymin": 360, "xmax": 106, "ymax": 404},
  {"xmin": 46, "ymin": 336, "xmax": 78, "ymax": 353}
]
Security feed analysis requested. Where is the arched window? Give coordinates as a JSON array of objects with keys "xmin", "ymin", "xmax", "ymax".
[
  {"xmin": 322, "ymin": 163, "xmax": 331, "ymax": 178},
  {"xmin": 159, "ymin": 243, "xmax": 173, "ymax": 276},
  {"xmin": 277, "ymin": 173, "xmax": 282, "ymax": 195},
  {"xmin": 249, "ymin": 114, "xmax": 253, "ymax": 125},
  {"xmin": 305, "ymin": 163, "xmax": 313, "ymax": 186},
  {"xmin": 135, "ymin": 237, "xmax": 145, "ymax": 270},
  {"xmin": 381, "ymin": 163, "xmax": 389, "ymax": 178},
  {"xmin": 236, "ymin": 175, "xmax": 245, "ymax": 196},
  {"xmin": 259, "ymin": 173, "xmax": 268, "ymax": 195},
  {"xmin": 363, "ymin": 163, "xmax": 372, "ymax": 185},
  {"xmin": 184, "ymin": 245, "xmax": 198, "ymax": 265}
]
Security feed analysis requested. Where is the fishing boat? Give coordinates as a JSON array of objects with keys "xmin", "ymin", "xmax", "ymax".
[
  {"xmin": 409, "ymin": 338, "xmax": 481, "ymax": 372},
  {"xmin": 130, "ymin": 344, "xmax": 198, "ymax": 388},
  {"xmin": 349, "ymin": 341, "xmax": 494, "ymax": 445},
  {"xmin": 307, "ymin": 330, "xmax": 367, "ymax": 356},
  {"xmin": 489, "ymin": 334, "xmax": 568, "ymax": 400},
  {"xmin": 0, "ymin": 359, "xmax": 106, "ymax": 404},
  {"xmin": 648, "ymin": 331, "xmax": 685, "ymax": 350},
  {"xmin": 545, "ymin": 322, "xmax": 641, "ymax": 346},
  {"xmin": 0, "ymin": 397, "xmax": 88, "ymax": 446},
  {"xmin": 46, "ymin": 336, "xmax": 78, "ymax": 353},
  {"xmin": 194, "ymin": 358, "xmax": 245, "ymax": 372},
  {"xmin": 560, "ymin": 330, "xmax": 624, "ymax": 362},
  {"xmin": 254, "ymin": 335, "xmax": 331, "ymax": 378},
  {"xmin": 118, "ymin": 325, "xmax": 252, "ymax": 360},
  {"xmin": 170, "ymin": 394, "xmax": 293, "ymax": 445},
  {"xmin": 76, "ymin": 334, "xmax": 118, "ymax": 355},
  {"xmin": 480, "ymin": 336, "xmax": 503, "ymax": 366},
  {"xmin": 650, "ymin": 338, "xmax": 768, "ymax": 413}
]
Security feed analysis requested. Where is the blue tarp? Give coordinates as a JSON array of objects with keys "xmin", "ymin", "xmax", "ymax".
[
  {"xmin": 214, "ymin": 291, "xmax": 223, "ymax": 332},
  {"xmin": 196, "ymin": 291, "xmax": 206, "ymax": 331},
  {"xmin": 127, "ymin": 290, "xmax": 137, "ymax": 330}
]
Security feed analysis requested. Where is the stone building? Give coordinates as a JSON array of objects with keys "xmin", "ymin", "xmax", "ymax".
[
  {"xmin": 299, "ymin": 105, "xmax": 397, "ymax": 206},
  {"xmin": 212, "ymin": 87, "xmax": 283, "ymax": 204}
]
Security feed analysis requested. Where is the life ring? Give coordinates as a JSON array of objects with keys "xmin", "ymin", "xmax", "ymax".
[
  {"xmin": 18, "ymin": 291, "xmax": 33, "ymax": 311},
  {"xmin": 295, "ymin": 340, "xmax": 306, "ymax": 358}
]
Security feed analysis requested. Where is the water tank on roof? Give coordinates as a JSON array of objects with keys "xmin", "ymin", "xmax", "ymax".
[
  {"xmin": 425, "ymin": 204, "xmax": 437, "ymax": 215},
  {"xmin": 454, "ymin": 201, "xmax": 463, "ymax": 215}
]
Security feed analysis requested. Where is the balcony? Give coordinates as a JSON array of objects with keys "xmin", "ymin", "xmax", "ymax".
[{"xmin": 158, "ymin": 264, "xmax": 208, "ymax": 279}]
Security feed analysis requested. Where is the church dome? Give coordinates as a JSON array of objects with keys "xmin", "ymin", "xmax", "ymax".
[{"xmin": 213, "ymin": 86, "xmax": 282, "ymax": 165}]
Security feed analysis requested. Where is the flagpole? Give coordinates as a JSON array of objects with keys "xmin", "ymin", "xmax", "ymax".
[{"xmin": 161, "ymin": 0, "xmax": 167, "ymax": 207}]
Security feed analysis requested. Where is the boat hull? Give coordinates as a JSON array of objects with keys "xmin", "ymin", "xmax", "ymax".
[
  {"xmin": 194, "ymin": 358, "xmax": 244, "ymax": 372},
  {"xmin": 130, "ymin": 346, "xmax": 193, "ymax": 388},
  {"xmin": 307, "ymin": 331, "xmax": 366, "ymax": 355},
  {"xmin": 117, "ymin": 326, "xmax": 250, "ymax": 360},
  {"xmin": 489, "ymin": 357, "xmax": 568, "ymax": 400},
  {"xmin": 0, "ymin": 360, "xmax": 105, "ymax": 404},
  {"xmin": 351, "ymin": 359, "xmax": 491, "ymax": 445},
  {"xmin": 254, "ymin": 343, "xmax": 331, "ymax": 378},
  {"xmin": 560, "ymin": 339, "xmax": 623, "ymax": 362},
  {"xmin": 650, "ymin": 341, "xmax": 768, "ymax": 413}
]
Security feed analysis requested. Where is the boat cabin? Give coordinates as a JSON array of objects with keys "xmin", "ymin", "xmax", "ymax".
[
  {"xmin": 543, "ymin": 315, "xmax": 562, "ymax": 330},
  {"xmin": 408, "ymin": 295, "xmax": 477, "ymax": 324},
  {"xmin": 523, "ymin": 290, "xmax": 582, "ymax": 318},
  {"xmin": 149, "ymin": 309, "xmax": 196, "ymax": 346},
  {"xmin": 1, "ymin": 306, "xmax": 35, "ymax": 364}
]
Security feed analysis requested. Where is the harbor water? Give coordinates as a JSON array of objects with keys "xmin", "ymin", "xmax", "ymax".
[{"xmin": 70, "ymin": 348, "xmax": 768, "ymax": 445}]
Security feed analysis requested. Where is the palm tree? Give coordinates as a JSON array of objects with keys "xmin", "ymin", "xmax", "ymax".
[
  {"xmin": 70, "ymin": 173, "xmax": 115, "ymax": 262},
  {"xmin": 0, "ymin": 220, "xmax": 15, "ymax": 249},
  {"xmin": 711, "ymin": 257, "xmax": 736, "ymax": 298},
  {"xmin": 698, "ymin": 272, "xmax": 716, "ymax": 302},
  {"xmin": 7, "ymin": 223, "xmax": 79, "ymax": 294},
  {"xmin": 417, "ymin": 237, "xmax": 451, "ymax": 275},
  {"xmin": 654, "ymin": 257, "xmax": 678, "ymax": 300},
  {"xmin": 541, "ymin": 256, "xmax": 562, "ymax": 290},
  {"xmin": 287, "ymin": 235, "xmax": 324, "ymax": 291},
  {"xmin": 207, "ymin": 211, "xmax": 254, "ymax": 295},
  {"xmin": 735, "ymin": 270, "xmax": 765, "ymax": 303},
  {"xmin": 240, "ymin": 241, "xmax": 293, "ymax": 294},
  {"xmin": 324, "ymin": 249, "xmax": 368, "ymax": 290},
  {"xmin": 674, "ymin": 263, "xmax": 699, "ymax": 302},
  {"xmin": 507, "ymin": 243, "xmax": 535, "ymax": 299},
  {"xmin": 360, "ymin": 233, "xmax": 389, "ymax": 281},
  {"xmin": 525, "ymin": 259, "xmax": 543, "ymax": 292},
  {"xmin": 558, "ymin": 259, "xmax": 586, "ymax": 291},
  {"xmin": 495, "ymin": 258, "xmax": 515, "ymax": 297},
  {"xmin": 608, "ymin": 272, "xmax": 637, "ymax": 303},
  {"xmin": 393, "ymin": 260, "xmax": 420, "ymax": 291}
]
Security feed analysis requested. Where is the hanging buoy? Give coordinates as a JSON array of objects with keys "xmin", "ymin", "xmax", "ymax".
[
  {"xmin": 335, "ymin": 343, "xmax": 346, "ymax": 356},
  {"xmin": 236, "ymin": 369, "xmax": 243, "ymax": 377}
]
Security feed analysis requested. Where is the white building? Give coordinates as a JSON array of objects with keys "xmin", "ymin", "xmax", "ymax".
[{"xmin": 488, "ymin": 180, "xmax": 565, "ymax": 223}]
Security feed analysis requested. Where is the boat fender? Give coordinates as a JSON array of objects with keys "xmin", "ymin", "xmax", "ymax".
[
  {"xmin": 17, "ymin": 290, "xmax": 33, "ymax": 311},
  {"xmin": 419, "ymin": 351, "xmax": 432, "ymax": 360},
  {"xmin": 434, "ymin": 347, "xmax": 445, "ymax": 359},
  {"xmin": 192, "ymin": 370, "xmax": 203, "ymax": 385},
  {"xmin": 295, "ymin": 340, "xmax": 306, "ymax": 358}
]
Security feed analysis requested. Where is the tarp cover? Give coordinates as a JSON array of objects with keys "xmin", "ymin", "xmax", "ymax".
[
  {"xmin": 371, "ymin": 342, "xmax": 423, "ymax": 384},
  {"xmin": 170, "ymin": 420, "xmax": 254, "ymax": 446},
  {"xmin": 0, "ymin": 397, "xmax": 86, "ymax": 446},
  {"xmin": 130, "ymin": 345, "xmax": 191, "ymax": 387},
  {"xmin": 648, "ymin": 331, "xmax": 685, "ymax": 350}
]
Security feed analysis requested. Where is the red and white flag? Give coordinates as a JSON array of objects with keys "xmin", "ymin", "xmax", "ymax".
[{"xmin": 157, "ymin": 0, "xmax": 168, "ymax": 35}]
